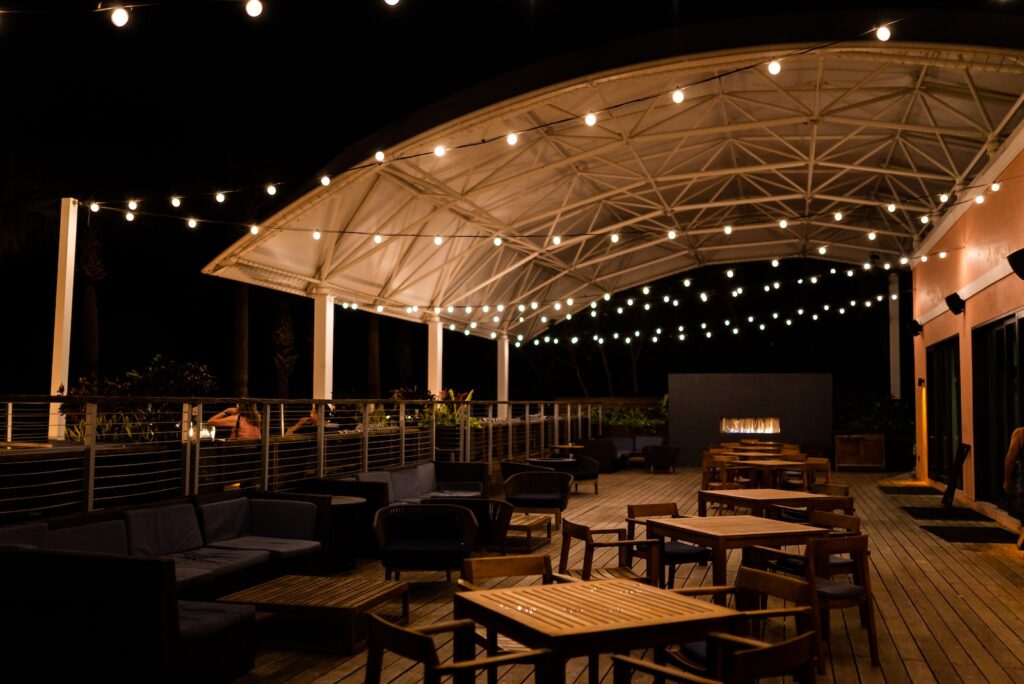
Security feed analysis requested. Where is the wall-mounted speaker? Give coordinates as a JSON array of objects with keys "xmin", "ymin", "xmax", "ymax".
[
  {"xmin": 1009, "ymin": 247, "xmax": 1024, "ymax": 279},
  {"xmin": 908, "ymin": 319, "xmax": 923, "ymax": 336},
  {"xmin": 945, "ymin": 292, "xmax": 965, "ymax": 315}
]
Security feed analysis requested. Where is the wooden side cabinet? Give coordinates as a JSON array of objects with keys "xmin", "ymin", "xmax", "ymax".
[{"xmin": 834, "ymin": 434, "xmax": 885, "ymax": 470}]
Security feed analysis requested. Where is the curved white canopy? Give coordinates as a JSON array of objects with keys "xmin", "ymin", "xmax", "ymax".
[{"xmin": 205, "ymin": 41, "xmax": 1024, "ymax": 340}]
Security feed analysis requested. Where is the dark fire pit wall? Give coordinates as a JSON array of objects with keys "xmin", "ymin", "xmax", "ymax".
[{"xmin": 668, "ymin": 373, "xmax": 833, "ymax": 467}]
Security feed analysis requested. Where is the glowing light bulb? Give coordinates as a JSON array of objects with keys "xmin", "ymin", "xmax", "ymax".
[
  {"xmin": 668, "ymin": 230, "xmax": 677, "ymax": 240},
  {"xmin": 726, "ymin": 269, "xmax": 734, "ymax": 278},
  {"xmin": 863, "ymin": 262, "xmax": 871, "ymax": 270},
  {"xmin": 868, "ymin": 231, "xmax": 877, "ymax": 241},
  {"xmin": 939, "ymin": 193, "xmax": 949, "ymax": 203},
  {"xmin": 551, "ymin": 235, "xmax": 561, "ymax": 246},
  {"xmin": 810, "ymin": 276, "xmax": 818, "ymax": 284},
  {"xmin": 771, "ymin": 259, "xmax": 779, "ymax": 268},
  {"xmin": 884, "ymin": 262, "xmax": 891, "ymax": 270},
  {"xmin": 433, "ymin": 235, "xmax": 443, "ymax": 246},
  {"xmin": 847, "ymin": 269, "xmax": 854, "ymax": 276},
  {"xmin": 506, "ymin": 132, "xmax": 518, "ymax": 145},
  {"xmin": 975, "ymin": 195, "xmax": 985, "ymax": 205},
  {"xmin": 493, "ymin": 236, "xmax": 502, "ymax": 247},
  {"xmin": 626, "ymin": 298, "xmax": 634, "ymax": 306},
  {"xmin": 373, "ymin": 234, "xmax": 383, "ymax": 244},
  {"xmin": 320, "ymin": 175, "xmax": 331, "ymax": 186},
  {"xmin": 377, "ymin": 305, "xmax": 384, "ymax": 312},
  {"xmin": 584, "ymin": 113, "xmax": 597, "ymax": 126},
  {"xmin": 385, "ymin": 0, "xmax": 400, "ymax": 6},
  {"xmin": 818, "ymin": 245, "xmax": 827, "ymax": 255},
  {"xmin": 433, "ymin": 145, "xmax": 446, "ymax": 157},
  {"xmin": 939, "ymin": 251, "xmax": 947, "ymax": 259},
  {"xmin": 604, "ymin": 293, "xmax": 611, "ymax": 301},
  {"xmin": 699, "ymin": 292, "xmax": 708, "ymax": 302},
  {"xmin": 125, "ymin": 211, "xmax": 135, "ymax": 222},
  {"xmin": 610, "ymin": 233, "xmax": 619, "ymax": 243},
  {"xmin": 900, "ymin": 256, "xmax": 909, "ymax": 265},
  {"xmin": 671, "ymin": 88, "xmax": 685, "ymax": 104},
  {"xmin": 920, "ymin": 215, "xmax": 930, "ymax": 224},
  {"xmin": 920, "ymin": 255, "xmax": 928, "ymax": 262},
  {"xmin": 530, "ymin": 302, "xmax": 538, "ymax": 310},
  {"xmin": 170, "ymin": 196, "xmax": 181, "ymax": 208},
  {"xmin": 266, "ymin": 184, "xmax": 277, "ymax": 195},
  {"xmin": 554, "ymin": 302, "xmax": 562, "ymax": 311},
  {"xmin": 779, "ymin": 219, "xmax": 788, "ymax": 229},
  {"xmin": 312, "ymin": 230, "xmax": 321, "ymax": 240},
  {"xmin": 127, "ymin": 200, "xmax": 138, "ymax": 211},
  {"xmin": 888, "ymin": 203, "xmax": 896, "ymax": 212},
  {"xmin": 683, "ymin": 279, "xmax": 691, "ymax": 287},
  {"xmin": 834, "ymin": 212, "xmax": 843, "ymax": 222},
  {"xmin": 187, "ymin": 218, "xmax": 197, "ymax": 228},
  {"xmin": 215, "ymin": 192, "xmax": 225, "ymax": 203},
  {"xmin": 768, "ymin": 59, "xmax": 781, "ymax": 75},
  {"xmin": 374, "ymin": 150, "xmax": 385, "ymax": 162},
  {"xmin": 245, "ymin": 0, "xmax": 263, "ymax": 18},
  {"xmin": 89, "ymin": 202, "xmax": 100, "ymax": 212},
  {"xmin": 992, "ymin": 182, "xmax": 1001, "ymax": 192},
  {"xmin": 497, "ymin": 304, "xmax": 505, "ymax": 312},
  {"xmin": 250, "ymin": 224, "xmax": 259, "ymax": 235},
  {"xmin": 110, "ymin": 6, "xmax": 129, "ymax": 27},
  {"xmin": 876, "ymin": 25, "xmax": 891, "ymax": 41},
  {"xmin": 724, "ymin": 225, "xmax": 733, "ymax": 235}
]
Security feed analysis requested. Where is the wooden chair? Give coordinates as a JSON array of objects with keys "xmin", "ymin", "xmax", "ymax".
[
  {"xmin": 810, "ymin": 482, "xmax": 849, "ymax": 496},
  {"xmin": 612, "ymin": 631, "xmax": 817, "ymax": 683},
  {"xmin": 658, "ymin": 567, "xmax": 815, "ymax": 676},
  {"xmin": 364, "ymin": 613, "xmax": 549, "ymax": 684},
  {"xmin": 458, "ymin": 555, "xmax": 572, "ymax": 684},
  {"xmin": 749, "ymin": 534, "xmax": 879, "ymax": 674},
  {"xmin": 807, "ymin": 456, "xmax": 831, "ymax": 484},
  {"xmin": 557, "ymin": 519, "xmax": 659, "ymax": 584},
  {"xmin": 625, "ymin": 503, "xmax": 712, "ymax": 587}
]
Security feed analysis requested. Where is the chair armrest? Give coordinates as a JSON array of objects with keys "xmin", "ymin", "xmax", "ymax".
[
  {"xmin": 611, "ymin": 655, "xmax": 720, "ymax": 684},
  {"xmin": 625, "ymin": 516, "xmax": 677, "ymax": 526},
  {"xmin": 413, "ymin": 619, "xmax": 476, "ymax": 637},
  {"xmin": 551, "ymin": 573, "xmax": 580, "ymax": 583},
  {"xmin": 591, "ymin": 538, "xmax": 657, "ymax": 549},
  {"xmin": 707, "ymin": 632, "xmax": 770, "ymax": 650},
  {"xmin": 671, "ymin": 585, "xmax": 736, "ymax": 597},
  {"xmin": 589, "ymin": 527, "xmax": 628, "ymax": 536},
  {"xmin": 455, "ymin": 579, "xmax": 485, "ymax": 592},
  {"xmin": 748, "ymin": 545, "xmax": 804, "ymax": 561},
  {"xmin": 435, "ymin": 648, "xmax": 553, "ymax": 673}
]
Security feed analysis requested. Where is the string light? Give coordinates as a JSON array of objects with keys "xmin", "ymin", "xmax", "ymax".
[
  {"xmin": 374, "ymin": 151, "xmax": 385, "ymax": 162},
  {"xmin": 320, "ymin": 175, "xmax": 331, "ymax": 186},
  {"xmin": 868, "ymin": 231, "xmax": 877, "ymax": 240},
  {"xmin": 683, "ymin": 279, "xmax": 691, "ymax": 287},
  {"xmin": 127, "ymin": 200, "xmax": 138, "ymax": 211},
  {"xmin": 699, "ymin": 292, "xmax": 709, "ymax": 303},
  {"xmin": 373, "ymin": 233, "xmax": 383, "ymax": 244},
  {"xmin": 920, "ymin": 215, "xmax": 929, "ymax": 224},
  {"xmin": 726, "ymin": 269, "xmax": 734, "ymax": 278},
  {"xmin": 771, "ymin": 259, "xmax": 779, "ymax": 268},
  {"xmin": 671, "ymin": 88, "xmax": 685, "ymax": 104},
  {"xmin": 433, "ymin": 145, "xmax": 446, "ymax": 157},
  {"xmin": 215, "ymin": 192, "xmax": 226, "ymax": 203},
  {"xmin": 818, "ymin": 245, "xmax": 827, "ymax": 255},
  {"xmin": 668, "ymin": 230, "xmax": 677, "ymax": 240},
  {"xmin": 385, "ymin": 0, "xmax": 400, "ymax": 6},
  {"xmin": 110, "ymin": 6, "xmax": 129, "ymax": 27},
  {"xmin": 778, "ymin": 219, "xmax": 788, "ymax": 229},
  {"xmin": 767, "ymin": 59, "xmax": 781, "ymax": 75},
  {"xmin": 900, "ymin": 256, "xmax": 909, "ymax": 265},
  {"xmin": 551, "ymin": 236, "xmax": 562, "ymax": 246},
  {"xmin": 992, "ymin": 182, "xmax": 1001, "ymax": 192},
  {"xmin": 939, "ymin": 251, "xmax": 947, "ymax": 259},
  {"xmin": 834, "ymin": 212, "xmax": 843, "ymax": 221},
  {"xmin": 312, "ymin": 229, "xmax": 322, "ymax": 240},
  {"xmin": 876, "ymin": 25, "xmax": 891, "ymax": 41},
  {"xmin": 724, "ymin": 225, "xmax": 733, "ymax": 235},
  {"xmin": 493, "ymin": 236, "xmax": 502, "ymax": 247},
  {"xmin": 188, "ymin": 218, "xmax": 198, "ymax": 229},
  {"xmin": 610, "ymin": 233, "xmax": 620, "ymax": 243},
  {"xmin": 170, "ymin": 196, "xmax": 181, "ymax": 208},
  {"xmin": 245, "ymin": 0, "xmax": 263, "ymax": 18},
  {"xmin": 249, "ymin": 224, "xmax": 259, "ymax": 235},
  {"xmin": 125, "ymin": 211, "xmax": 135, "ymax": 222},
  {"xmin": 506, "ymin": 132, "xmax": 518, "ymax": 145},
  {"xmin": 584, "ymin": 113, "xmax": 597, "ymax": 127},
  {"xmin": 89, "ymin": 202, "xmax": 100, "ymax": 212},
  {"xmin": 920, "ymin": 255, "xmax": 928, "ymax": 262},
  {"xmin": 266, "ymin": 184, "xmax": 277, "ymax": 196},
  {"xmin": 939, "ymin": 193, "xmax": 949, "ymax": 203},
  {"xmin": 975, "ymin": 195, "xmax": 985, "ymax": 204},
  {"xmin": 433, "ymin": 235, "xmax": 443, "ymax": 246},
  {"xmin": 887, "ymin": 203, "xmax": 897, "ymax": 213}
]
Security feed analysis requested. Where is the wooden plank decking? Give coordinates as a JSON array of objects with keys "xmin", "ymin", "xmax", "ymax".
[{"xmin": 233, "ymin": 469, "xmax": 1024, "ymax": 683}]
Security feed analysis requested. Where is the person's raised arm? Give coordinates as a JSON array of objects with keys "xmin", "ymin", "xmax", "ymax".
[{"xmin": 207, "ymin": 406, "xmax": 238, "ymax": 428}]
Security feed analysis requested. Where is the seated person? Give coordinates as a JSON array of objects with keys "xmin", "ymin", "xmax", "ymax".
[
  {"xmin": 207, "ymin": 402, "xmax": 262, "ymax": 440},
  {"xmin": 286, "ymin": 404, "xmax": 338, "ymax": 435}
]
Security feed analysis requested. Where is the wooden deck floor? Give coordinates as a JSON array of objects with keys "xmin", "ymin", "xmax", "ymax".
[{"xmin": 233, "ymin": 469, "xmax": 1024, "ymax": 683}]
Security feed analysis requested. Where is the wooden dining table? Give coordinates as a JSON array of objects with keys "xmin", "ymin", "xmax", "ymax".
[
  {"xmin": 452, "ymin": 579, "xmax": 738, "ymax": 684},
  {"xmin": 736, "ymin": 458, "xmax": 804, "ymax": 487},
  {"xmin": 645, "ymin": 515, "xmax": 829, "ymax": 596},
  {"xmin": 697, "ymin": 487, "xmax": 845, "ymax": 517}
]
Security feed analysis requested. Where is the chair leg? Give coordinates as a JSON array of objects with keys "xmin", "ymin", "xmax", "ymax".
[
  {"xmin": 365, "ymin": 641, "xmax": 384, "ymax": 684},
  {"xmin": 594, "ymin": 481, "xmax": 599, "ymax": 495},
  {"xmin": 446, "ymin": 569, "xmax": 452, "ymax": 582},
  {"xmin": 385, "ymin": 567, "xmax": 392, "ymax": 580},
  {"xmin": 554, "ymin": 511, "xmax": 561, "ymax": 529},
  {"xmin": 865, "ymin": 599, "xmax": 880, "ymax": 666},
  {"xmin": 588, "ymin": 655, "xmax": 600, "ymax": 684}
]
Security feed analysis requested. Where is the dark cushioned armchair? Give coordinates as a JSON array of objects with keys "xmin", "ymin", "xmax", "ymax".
[
  {"xmin": 422, "ymin": 497, "xmax": 513, "ymax": 553},
  {"xmin": 374, "ymin": 503, "xmax": 478, "ymax": 581},
  {"xmin": 503, "ymin": 471, "xmax": 573, "ymax": 529}
]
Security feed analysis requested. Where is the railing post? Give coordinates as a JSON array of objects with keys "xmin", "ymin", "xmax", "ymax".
[
  {"xmin": 279, "ymin": 403, "xmax": 285, "ymax": 436},
  {"xmin": 525, "ymin": 403, "xmax": 531, "ymax": 460},
  {"xmin": 84, "ymin": 402, "xmax": 97, "ymax": 512},
  {"xmin": 486, "ymin": 404, "xmax": 493, "ymax": 465},
  {"xmin": 587, "ymin": 404, "xmax": 593, "ymax": 439},
  {"xmin": 316, "ymin": 403, "xmax": 326, "ymax": 478},
  {"xmin": 460, "ymin": 403, "xmax": 468, "ymax": 463},
  {"xmin": 553, "ymin": 403, "xmax": 560, "ymax": 448},
  {"xmin": 181, "ymin": 402, "xmax": 192, "ymax": 496},
  {"xmin": 261, "ymin": 403, "xmax": 271, "ymax": 491},
  {"xmin": 577, "ymin": 403, "xmax": 583, "ymax": 441},
  {"xmin": 539, "ymin": 403, "xmax": 545, "ymax": 455},
  {"xmin": 361, "ymin": 403, "xmax": 370, "ymax": 472},
  {"xmin": 598, "ymin": 405, "xmax": 603, "ymax": 435},
  {"xmin": 431, "ymin": 400, "xmax": 437, "ymax": 464},
  {"xmin": 508, "ymin": 403, "xmax": 514, "ymax": 461},
  {"xmin": 193, "ymin": 403, "xmax": 202, "ymax": 495},
  {"xmin": 399, "ymin": 402, "xmax": 406, "ymax": 466},
  {"xmin": 5, "ymin": 402, "xmax": 12, "ymax": 442}
]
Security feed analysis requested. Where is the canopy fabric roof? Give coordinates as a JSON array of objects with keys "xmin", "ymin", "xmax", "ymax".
[{"xmin": 204, "ymin": 41, "xmax": 1024, "ymax": 340}]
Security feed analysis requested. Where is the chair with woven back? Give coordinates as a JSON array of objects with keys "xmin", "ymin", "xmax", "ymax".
[
  {"xmin": 557, "ymin": 518, "xmax": 659, "ymax": 583},
  {"xmin": 612, "ymin": 631, "xmax": 817, "ymax": 683},
  {"xmin": 747, "ymin": 533, "xmax": 879, "ymax": 674},
  {"xmin": 364, "ymin": 612, "xmax": 550, "ymax": 684},
  {"xmin": 654, "ymin": 566, "xmax": 816, "ymax": 678},
  {"xmin": 625, "ymin": 503, "xmax": 712, "ymax": 587}
]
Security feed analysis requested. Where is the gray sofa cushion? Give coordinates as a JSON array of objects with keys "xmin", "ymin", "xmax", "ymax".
[
  {"xmin": 198, "ymin": 498, "xmax": 250, "ymax": 543},
  {"xmin": 250, "ymin": 499, "xmax": 317, "ymax": 539},
  {"xmin": 208, "ymin": 536, "xmax": 321, "ymax": 559},
  {"xmin": 0, "ymin": 522, "xmax": 47, "ymax": 547},
  {"xmin": 389, "ymin": 466, "xmax": 423, "ymax": 503},
  {"xmin": 168, "ymin": 547, "xmax": 269, "ymax": 578},
  {"xmin": 45, "ymin": 520, "xmax": 128, "ymax": 556},
  {"xmin": 174, "ymin": 565, "xmax": 215, "ymax": 589},
  {"xmin": 177, "ymin": 600, "xmax": 256, "ymax": 642},
  {"xmin": 356, "ymin": 471, "xmax": 393, "ymax": 501},
  {"xmin": 124, "ymin": 504, "xmax": 205, "ymax": 557},
  {"xmin": 415, "ymin": 462, "xmax": 437, "ymax": 495}
]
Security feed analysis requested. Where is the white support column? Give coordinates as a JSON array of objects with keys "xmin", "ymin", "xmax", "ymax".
[
  {"xmin": 49, "ymin": 198, "xmax": 79, "ymax": 440},
  {"xmin": 497, "ymin": 333, "xmax": 509, "ymax": 419},
  {"xmin": 313, "ymin": 292, "xmax": 335, "ymax": 400},
  {"xmin": 427, "ymin": 315, "xmax": 443, "ymax": 395},
  {"xmin": 888, "ymin": 273, "xmax": 901, "ymax": 400}
]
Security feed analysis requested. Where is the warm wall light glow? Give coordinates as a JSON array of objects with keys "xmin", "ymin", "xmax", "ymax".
[
  {"xmin": 584, "ymin": 113, "xmax": 597, "ymax": 126},
  {"xmin": 245, "ymin": 0, "xmax": 263, "ymax": 18},
  {"xmin": 767, "ymin": 59, "xmax": 781, "ymax": 75},
  {"xmin": 506, "ymin": 132, "xmax": 518, "ymax": 145},
  {"xmin": 671, "ymin": 88, "xmax": 685, "ymax": 104},
  {"xmin": 110, "ymin": 6, "xmax": 129, "ymax": 27}
]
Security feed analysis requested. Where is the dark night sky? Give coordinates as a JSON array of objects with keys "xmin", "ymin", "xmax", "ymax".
[{"xmin": 0, "ymin": 1, "xmax": 1018, "ymax": 399}]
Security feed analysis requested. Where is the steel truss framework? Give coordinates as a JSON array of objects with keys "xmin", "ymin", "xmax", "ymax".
[{"xmin": 204, "ymin": 42, "xmax": 1024, "ymax": 341}]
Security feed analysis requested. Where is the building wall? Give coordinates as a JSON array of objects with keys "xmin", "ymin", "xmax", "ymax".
[{"xmin": 913, "ymin": 147, "xmax": 1024, "ymax": 499}]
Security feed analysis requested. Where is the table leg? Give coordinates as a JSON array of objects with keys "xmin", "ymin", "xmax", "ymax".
[
  {"xmin": 537, "ymin": 653, "xmax": 567, "ymax": 684},
  {"xmin": 451, "ymin": 604, "xmax": 475, "ymax": 684},
  {"xmin": 711, "ymin": 542, "xmax": 728, "ymax": 604},
  {"xmin": 698, "ymin": 490, "xmax": 707, "ymax": 517}
]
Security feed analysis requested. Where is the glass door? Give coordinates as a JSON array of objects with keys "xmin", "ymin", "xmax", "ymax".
[
  {"xmin": 973, "ymin": 313, "xmax": 1022, "ymax": 515},
  {"xmin": 926, "ymin": 336, "xmax": 961, "ymax": 483}
]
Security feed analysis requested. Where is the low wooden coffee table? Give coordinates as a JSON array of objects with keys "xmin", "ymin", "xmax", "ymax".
[
  {"xmin": 218, "ymin": 575, "xmax": 409, "ymax": 653},
  {"xmin": 507, "ymin": 512, "xmax": 552, "ymax": 550}
]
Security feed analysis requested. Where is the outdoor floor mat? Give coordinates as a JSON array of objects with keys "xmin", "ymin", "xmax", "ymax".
[
  {"xmin": 879, "ymin": 485, "xmax": 943, "ymax": 495},
  {"xmin": 920, "ymin": 525, "xmax": 1019, "ymax": 543},
  {"xmin": 902, "ymin": 506, "xmax": 990, "ymax": 521}
]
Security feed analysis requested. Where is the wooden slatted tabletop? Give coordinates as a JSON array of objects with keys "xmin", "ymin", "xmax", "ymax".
[
  {"xmin": 453, "ymin": 579, "xmax": 737, "ymax": 683},
  {"xmin": 697, "ymin": 487, "xmax": 844, "ymax": 516}
]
